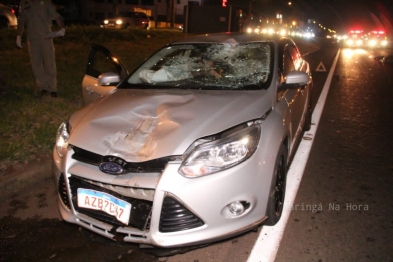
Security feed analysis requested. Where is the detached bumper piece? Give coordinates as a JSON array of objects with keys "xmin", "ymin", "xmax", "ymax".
[
  {"xmin": 57, "ymin": 174, "xmax": 205, "ymax": 241},
  {"xmin": 69, "ymin": 175, "xmax": 152, "ymax": 230}
]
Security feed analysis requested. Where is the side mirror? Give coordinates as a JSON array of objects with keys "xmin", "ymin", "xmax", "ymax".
[
  {"xmin": 98, "ymin": 72, "xmax": 121, "ymax": 86},
  {"xmin": 278, "ymin": 71, "xmax": 310, "ymax": 91}
]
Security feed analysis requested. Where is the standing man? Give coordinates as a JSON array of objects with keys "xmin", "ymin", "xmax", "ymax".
[{"xmin": 16, "ymin": 0, "xmax": 65, "ymax": 98}]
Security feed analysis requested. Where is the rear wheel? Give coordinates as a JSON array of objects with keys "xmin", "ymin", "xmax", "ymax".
[{"xmin": 265, "ymin": 144, "xmax": 288, "ymax": 226}]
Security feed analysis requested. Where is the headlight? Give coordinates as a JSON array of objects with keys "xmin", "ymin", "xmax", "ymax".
[
  {"xmin": 116, "ymin": 19, "xmax": 123, "ymax": 25},
  {"xmin": 369, "ymin": 40, "xmax": 376, "ymax": 46},
  {"xmin": 104, "ymin": 20, "xmax": 109, "ymax": 24},
  {"xmin": 56, "ymin": 122, "xmax": 70, "ymax": 158},
  {"xmin": 179, "ymin": 124, "xmax": 261, "ymax": 178}
]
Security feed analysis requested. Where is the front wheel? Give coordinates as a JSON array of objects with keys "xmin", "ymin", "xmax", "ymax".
[{"xmin": 265, "ymin": 144, "xmax": 288, "ymax": 226}]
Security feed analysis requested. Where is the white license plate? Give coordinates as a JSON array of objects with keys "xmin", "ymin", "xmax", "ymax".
[{"xmin": 77, "ymin": 188, "xmax": 131, "ymax": 224}]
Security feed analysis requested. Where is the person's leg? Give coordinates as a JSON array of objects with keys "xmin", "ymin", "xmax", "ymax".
[
  {"xmin": 28, "ymin": 41, "xmax": 47, "ymax": 92},
  {"xmin": 42, "ymin": 39, "xmax": 57, "ymax": 94}
]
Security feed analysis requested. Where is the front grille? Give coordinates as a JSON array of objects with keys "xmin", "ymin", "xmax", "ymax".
[
  {"xmin": 69, "ymin": 175, "xmax": 152, "ymax": 230},
  {"xmin": 159, "ymin": 196, "xmax": 204, "ymax": 233},
  {"xmin": 71, "ymin": 145, "xmax": 178, "ymax": 173},
  {"xmin": 58, "ymin": 173, "xmax": 70, "ymax": 209}
]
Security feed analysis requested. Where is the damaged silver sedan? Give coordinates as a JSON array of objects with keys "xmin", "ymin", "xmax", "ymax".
[{"xmin": 53, "ymin": 33, "xmax": 313, "ymax": 249}]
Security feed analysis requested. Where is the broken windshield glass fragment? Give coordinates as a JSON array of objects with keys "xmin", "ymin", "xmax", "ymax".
[{"xmin": 128, "ymin": 42, "xmax": 272, "ymax": 90}]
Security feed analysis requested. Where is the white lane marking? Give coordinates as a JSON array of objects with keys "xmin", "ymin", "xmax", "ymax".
[{"xmin": 247, "ymin": 49, "xmax": 341, "ymax": 262}]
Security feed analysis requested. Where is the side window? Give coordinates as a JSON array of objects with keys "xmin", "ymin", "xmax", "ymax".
[
  {"xmin": 289, "ymin": 46, "xmax": 302, "ymax": 70},
  {"xmin": 283, "ymin": 47, "xmax": 295, "ymax": 77},
  {"xmin": 277, "ymin": 45, "xmax": 294, "ymax": 100},
  {"xmin": 86, "ymin": 46, "xmax": 127, "ymax": 79},
  {"xmin": 92, "ymin": 52, "xmax": 118, "ymax": 77}
]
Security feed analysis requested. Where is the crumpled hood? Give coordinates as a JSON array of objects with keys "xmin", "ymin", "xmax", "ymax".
[{"xmin": 69, "ymin": 88, "xmax": 272, "ymax": 162}]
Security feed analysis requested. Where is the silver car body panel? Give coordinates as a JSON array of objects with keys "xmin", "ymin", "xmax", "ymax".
[
  {"xmin": 53, "ymin": 120, "xmax": 278, "ymax": 247},
  {"xmin": 69, "ymin": 88, "xmax": 271, "ymax": 162},
  {"xmin": 81, "ymin": 75, "xmax": 117, "ymax": 105},
  {"xmin": 53, "ymin": 33, "xmax": 312, "ymax": 247}
]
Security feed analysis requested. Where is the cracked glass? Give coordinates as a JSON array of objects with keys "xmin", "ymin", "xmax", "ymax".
[{"xmin": 125, "ymin": 42, "xmax": 273, "ymax": 90}]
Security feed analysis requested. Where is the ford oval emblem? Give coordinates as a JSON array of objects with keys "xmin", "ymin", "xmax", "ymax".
[{"xmin": 99, "ymin": 162, "xmax": 124, "ymax": 175}]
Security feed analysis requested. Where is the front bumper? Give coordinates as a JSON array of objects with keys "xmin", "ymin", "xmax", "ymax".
[
  {"xmin": 53, "ymin": 145, "xmax": 272, "ymax": 247},
  {"xmin": 102, "ymin": 24, "xmax": 122, "ymax": 29}
]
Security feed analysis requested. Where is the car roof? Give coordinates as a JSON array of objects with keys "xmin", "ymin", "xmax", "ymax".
[
  {"xmin": 171, "ymin": 32, "xmax": 290, "ymax": 45},
  {"xmin": 118, "ymin": 11, "xmax": 148, "ymax": 17}
]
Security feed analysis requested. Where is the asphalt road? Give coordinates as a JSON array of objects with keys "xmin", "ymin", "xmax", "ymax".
[
  {"xmin": 1, "ymin": 40, "xmax": 392, "ymax": 261},
  {"xmin": 275, "ymin": 46, "xmax": 393, "ymax": 261}
]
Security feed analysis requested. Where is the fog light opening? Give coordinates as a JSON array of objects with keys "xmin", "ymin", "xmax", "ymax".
[{"xmin": 228, "ymin": 201, "xmax": 250, "ymax": 215}]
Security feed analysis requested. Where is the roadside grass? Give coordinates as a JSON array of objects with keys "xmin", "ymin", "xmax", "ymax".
[
  {"xmin": 0, "ymin": 26, "xmax": 185, "ymax": 173},
  {"xmin": 0, "ymin": 26, "xmax": 319, "ymax": 173}
]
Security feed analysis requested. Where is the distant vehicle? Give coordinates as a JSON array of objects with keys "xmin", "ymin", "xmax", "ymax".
[
  {"xmin": 0, "ymin": 3, "xmax": 17, "ymax": 29},
  {"xmin": 365, "ymin": 30, "xmax": 388, "ymax": 48},
  {"xmin": 345, "ymin": 30, "xmax": 364, "ymax": 47},
  {"xmin": 101, "ymin": 11, "xmax": 150, "ymax": 29}
]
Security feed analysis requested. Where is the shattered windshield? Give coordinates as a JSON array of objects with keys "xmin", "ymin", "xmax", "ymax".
[{"xmin": 125, "ymin": 40, "xmax": 273, "ymax": 90}]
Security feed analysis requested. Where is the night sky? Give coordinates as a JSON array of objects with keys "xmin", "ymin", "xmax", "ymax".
[
  {"xmin": 253, "ymin": 0, "xmax": 393, "ymax": 34},
  {"xmin": 301, "ymin": 0, "xmax": 392, "ymax": 32}
]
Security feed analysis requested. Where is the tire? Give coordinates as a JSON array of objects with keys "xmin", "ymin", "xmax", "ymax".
[
  {"xmin": 265, "ymin": 144, "xmax": 288, "ymax": 226},
  {"xmin": 303, "ymin": 96, "xmax": 312, "ymax": 132}
]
